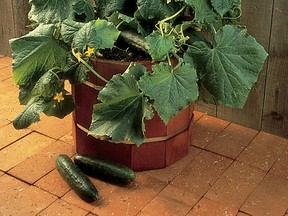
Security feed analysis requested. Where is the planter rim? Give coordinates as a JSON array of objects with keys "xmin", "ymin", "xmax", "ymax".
[
  {"xmin": 90, "ymin": 58, "xmax": 154, "ymax": 66},
  {"xmin": 74, "ymin": 110, "xmax": 194, "ymax": 145}
]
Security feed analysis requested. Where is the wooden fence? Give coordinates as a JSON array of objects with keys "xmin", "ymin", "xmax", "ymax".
[
  {"xmin": 1, "ymin": 0, "xmax": 287, "ymax": 138},
  {"xmin": 0, "ymin": 0, "xmax": 30, "ymax": 55}
]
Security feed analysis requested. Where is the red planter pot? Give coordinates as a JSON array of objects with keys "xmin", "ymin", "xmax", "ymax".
[{"xmin": 72, "ymin": 59, "xmax": 195, "ymax": 171}]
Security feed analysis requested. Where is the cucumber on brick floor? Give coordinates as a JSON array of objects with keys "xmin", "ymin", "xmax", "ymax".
[
  {"xmin": 74, "ymin": 153, "xmax": 136, "ymax": 182},
  {"xmin": 56, "ymin": 154, "xmax": 99, "ymax": 202}
]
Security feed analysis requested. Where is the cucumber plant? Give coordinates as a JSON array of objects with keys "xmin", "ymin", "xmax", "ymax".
[{"xmin": 10, "ymin": 0, "xmax": 268, "ymax": 146}]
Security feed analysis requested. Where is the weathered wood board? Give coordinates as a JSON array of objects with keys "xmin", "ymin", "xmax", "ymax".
[
  {"xmin": 0, "ymin": 0, "xmax": 30, "ymax": 55},
  {"xmin": 261, "ymin": 0, "xmax": 288, "ymax": 138}
]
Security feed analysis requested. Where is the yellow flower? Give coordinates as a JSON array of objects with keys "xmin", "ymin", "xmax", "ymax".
[
  {"xmin": 53, "ymin": 92, "xmax": 65, "ymax": 103},
  {"xmin": 85, "ymin": 47, "xmax": 95, "ymax": 57},
  {"xmin": 74, "ymin": 52, "xmax": 83, "ymax": 62},
  {"xmin": 195, "ymin": 27, "xmax": 201, "ymax": 32}
]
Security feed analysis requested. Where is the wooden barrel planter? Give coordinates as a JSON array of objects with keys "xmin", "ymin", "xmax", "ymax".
[{"xmin": 72, "ymin": 58, "xmax": 195, "ymax": 171}]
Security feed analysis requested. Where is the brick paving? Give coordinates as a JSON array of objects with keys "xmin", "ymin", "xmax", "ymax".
[{"xmin": 0, "ymin": 56, "xmax": 288, "ymax": 216}]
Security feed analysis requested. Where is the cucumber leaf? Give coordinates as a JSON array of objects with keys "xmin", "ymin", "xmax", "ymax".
[
  {"xmin": 137, "ymin": 0, "xmax": 178, "ymax": 20},
  {"xmin": 13, "ymin": 98, "xmax": 47, "ymax": 129},
  {"xmin": 44, "ymin": 95, "xmax": 76, "ymax": 118},
  {"xmin": 32, "ymin": 70, "xmax": 61, "ymax": 98},
  {"xmin": 94, "ymin": 0, "xmax": 128, "ymax": 18},
  {"xmin": 185, "ymin": 0, "xmax": 219, "ymax": 27},
  {"xmin": 187, "ymin": 25, "xmax": 268, "ymax": 108},
  {"xmin": 109, "ymin": 12, "xmax": 147, "ymax": 36},
  {"xmin": 122, "ymin": 62, "xmax": 148, "ymax": 81},
  {"xmin": 61, "ymin": 19, "xmax": 85, "ymax": 44},
  {"xmin": 89, "ymin": 73, "xmax": 153, "ymax": 145},
  {"xmin": 139, "ymin": 63, "xmax": 198, "ymax": 124},
  {"xmin": 10, "ymin": 24, "xmax": 67, "ymax": 85},
  {"xmin": 18, "ymin": 84, "xmax": 35, "ymax": 105},
  {"xmin": 29, "ymin": 0, "xmax": 75, "ymax": 23},
  {"xmin": 211, "ymin": 0, "xmax": 237, "ymax": 17},
  {"xmin": 63, "ymin": 55, "xmax": 89, "ymax": 84},
  {"xmin": 28, "ymin": 0, "xmax": 94, "ymax": 24},
  {"xmin": 73, "ymin": 0, "xmax": 95, "ymax": 21},
  {"xmin": 72, "ymin": 19, "xmax": 120, "ymax": 51},
  {"xmin": 146, "ymin": 31, "xmax": 175, "ymax": 61}
]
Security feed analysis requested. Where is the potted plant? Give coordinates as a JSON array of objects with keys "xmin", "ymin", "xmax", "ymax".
[{"xmin": 10, "ymin": 0, "xmax": 268, "ymax": 170}]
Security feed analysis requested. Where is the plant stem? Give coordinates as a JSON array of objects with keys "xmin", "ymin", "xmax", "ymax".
[
  {"xmin": 223, "ymin": 7, "xmax": 242, "ymax": 20},
  {"xmin": 167, "ymin": 55, "xmax": 172, "ymax": 67},
  {"xmin": 81, "ymin": 59, "xmax": 108, "ymax": 83},
  {"xmin": 160, "ymin": 6, "xmax": 186, "ymax": 23},
  {"xmin": 171, "ymin": 52, "xmax": 183, "ymax": 71},
  {"xmin": 184, "ymin": 43, "xmax": 201, "ymax": 51},
  {"xmin": 116, "ymin": 21, "xmax": 125, "ymax": 29},
  {"xmin": 157, "ymin": 5, "xmax": 186, "ymax": 35},
  {"xmin": 71, "ymin": 49, "xmax": 108, "ymax": 83}
]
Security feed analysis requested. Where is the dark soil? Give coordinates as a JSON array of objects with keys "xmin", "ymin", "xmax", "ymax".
[{"xmin": 100, "ymin": 42, "xmax": 150, "ymax": 62}]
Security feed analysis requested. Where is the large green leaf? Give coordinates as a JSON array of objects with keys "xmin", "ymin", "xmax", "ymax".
[
  {"xmin": 187, "ymin": 25, "xmax": 268, "ymax": 108},
  {"xmin": 137, "ymin": 0, "xmax": 178, "ymax": 20},
  {"xmin": 63, "ymin": 55, "xmax": 89, "ymax": 84},
  {"xmin": 13, "ymin": 98, "xmax": 47, "ymax": 129},
  {"xmin": 109, "ymin": 12, "xmax": 147, "ymax": 36},
  {"xmin": 10, "ymin": 24, "xmax": 67, "ymax": 85},
  {"xmin": 211, "ymin": 0, "xmax": 237, "ymax": 17},
  {"xmin": 89, "ymin": 73, "xmax": 153, "ymax": 145},
  {"xmin": 28, "ymin": 0, "xmax": 94, "ymax": 24},
  {"xmin": 44, "ymin": 95, "xmax": 76, "ymax": 118},
  {"xmin": 124, "ymin": 63, "xmax": 147, "ymax": 81},
  {"xmin": 73, "ymin": 0, "xmax": 95, "ymax": 21},
  {"xmin": 94, "ymin": 0, "xmax": 128, "ymax": 18},
  {"xmin": 13, "ymin": 93, "xmax": 75, "ymax": 129},
  {"xmin": 146, "ymin": 31, "xmax": 175, "ymax": 61},
  {"xmin": 18, "ymin": 84, "xmax": 35, "ymax": 105},
  {"xmin": 61, "ymin": 19, "xmax": 85, "ymax": 44},
  {"xmin": 139, "ymin": 63, "xmax": 198, "ymax": 124},
  {"xmin": 185, "ymin": 0, "xmax": 219, "ymax": 26},
  {"xmin": 72, "ymin": 19, "xmax": 120, "ymax": 51},
  {"xmin": 28, "ymin": 0, "xmax": 75, "ymax": 23},
  {"xmin": 32, "ymin": 69, "xmax": 61, "ymax": 98}
]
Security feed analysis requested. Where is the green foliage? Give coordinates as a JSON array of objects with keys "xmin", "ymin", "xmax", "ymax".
[
  {"xmin": 137, "ymin": 0, "xmax": 179, "ymax": 20},
  {"xmin": 210, "ymin": 0, "xmax": 237, "ymax": 17},
  {"xmin": 185, "ymin": 0, "xmax": 219, "ymax": 27},
  {"xmin": 146, "ymin": 32, "xmax": 175, "ymax": 61},
  {"xmin": 73, "ymin": 0, "xmax": 95, "ymax": 21},
  {"xmin": 73, "ymin": 19, "xmax": 120, "ymax": 51},
  {"xmin": 28, "ymin": 0, "xmax": 74, "ymax": 24},
  {"xmin": 10, "ymin": 0, "xmax": 268, "ymax": 146},
  {"xmin": 44, "ymin": 95, "xmax": 76, "ymax": 118},
  {"xmin": 94, "ymin": 0, "xmax": 128, "ymax": 18},
  {"xmin": 89, "ymin": 71, "xmax": 153, "ymax": 145},
  {"xmin": 186, "ymin": 25, "xmax": 268, "ymax": 108},
  {"xmin": 13, "ymin": 99, "xmax": 46, "ymax": 129},
  {"xmin": 10, "ymin": 24, "xmax": 67, "ymax": 85},
  {"xmin": 139, "ymin": 63, "xmax": 198, "ymax": 123}
]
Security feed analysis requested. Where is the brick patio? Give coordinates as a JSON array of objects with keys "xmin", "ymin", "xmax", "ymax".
[{"xmin": 0, "ymin": 56, "xmax": 288, "ymax": 216}]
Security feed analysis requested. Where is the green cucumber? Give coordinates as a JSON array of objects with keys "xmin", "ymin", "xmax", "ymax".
[
  {"xmin": 56, "ymin": 154, "xmax": 99, "ymax": 202},
  {"xmin": 120, "ymin": 30, "xmax": 149, "ymax": 54},
  {"xmin": 74, "ymin": 153, "xmax": 136, "ymax": 183}
]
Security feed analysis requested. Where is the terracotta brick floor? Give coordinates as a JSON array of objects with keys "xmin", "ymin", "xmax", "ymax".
[{"xmin": 0, "ymin": 56, "xmax": 288, "ymax": 216}]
